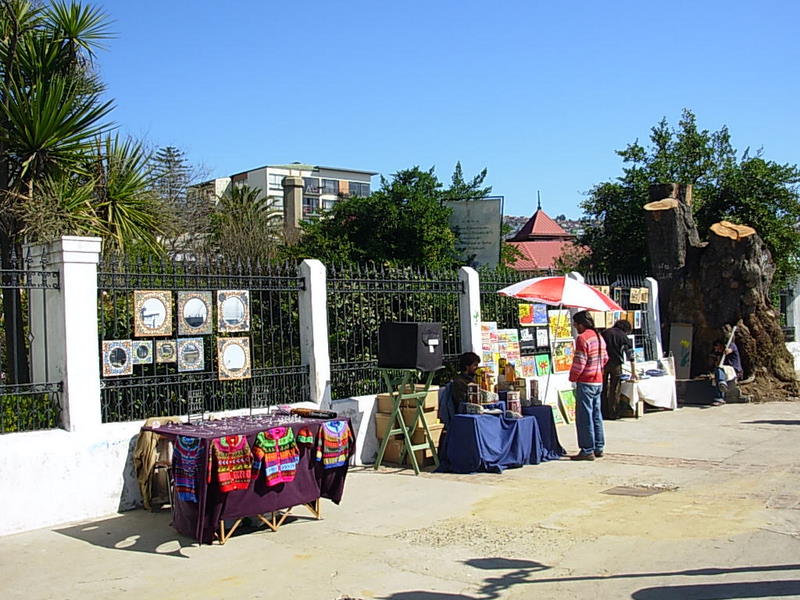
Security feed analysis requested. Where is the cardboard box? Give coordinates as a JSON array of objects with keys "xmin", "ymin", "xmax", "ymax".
[
  {"xmin": 376, "ymin": 385, "xmax": 439, "ymax": 413},
  {"xmin": 375, "ymin": 410, "xmax": 441, "ymax": 440},
  {"xmin": 400, "ymin": 406, "xmax": 440, "ymax": 428},
  {"xmin": 381, "ymin": 437, "xmax": 437, "ymax": 467},
  {"xmin": 411, "ymin": 423, "xmax": 444, "ymax": 445}
]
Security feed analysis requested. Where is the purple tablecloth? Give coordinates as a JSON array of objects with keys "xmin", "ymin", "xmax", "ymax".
[{"xmin": 143, "ymin": 415, "xmax": 353, "ymax": 544}]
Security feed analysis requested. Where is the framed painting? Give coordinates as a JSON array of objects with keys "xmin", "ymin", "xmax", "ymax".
[
  {"xmin": 548, "ymin": 309, "xmax": 571, "ymax": 340},
  {"xmin": 534, "ymin": 353, "xmax": 551, "ymax": 376},
  {"xmin": 552, "ymin": 340, "xmax": 575, "ymax": 373},
  {"xmin": 532, "ymin": 304, "xmax": 548, "ymax": 326},
  {"xmin": 177, "ymin": 337, "xmax": 205, "ymax": 372},
  {"xmin": 518, "ymin": 303, "xmax": 533, "ymax": 326},
  {"xmin": 535, "ymin": 327, "xmax": 549, "ymax": 348},
  {"xmin": 131, "ymin": 340, "xmax": 153, "ymax": 365},
  {"xmin": 133, "ymin": 290, "xmax": 172, "ymax": 337},
  {"xmin": 217, "ymin": 337, "xmax": 252, "ymax": 381},
  {"xmin": 177, "ymin": 291, "xmax": 213, "ymax": 336},
  {"xmin": 558, "ymin": 388, "xmax": 577, "ymax": 424},
  {"xmin": 217, "ymin": 290, "xmax": 250, "ymax": 333},
  {"xmin": 102, "ymin": 340, "xmax": 133, "ymax": 377}
]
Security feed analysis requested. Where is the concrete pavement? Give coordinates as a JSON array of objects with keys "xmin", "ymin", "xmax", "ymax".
[{"xmin": 2, "ymin": 401, "xmax": 800, "ymax": 599}]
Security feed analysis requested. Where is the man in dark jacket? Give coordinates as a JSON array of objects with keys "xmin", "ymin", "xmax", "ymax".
[{"xmin": 601, "ymin": 319, "xmax": 636, "ymax": 419}]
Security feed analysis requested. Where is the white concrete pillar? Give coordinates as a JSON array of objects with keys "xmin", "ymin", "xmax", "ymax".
[
  {"xmin": 298, "ymin": 259, "xmax": 331, "ymax": 406},
  {"xmin": 28, "ymin": 237, "xmax": 103, "ymax": 431},
  {"xmin": 645, "ymin": 277, "xmax": 664, "ymax": 358},
  {"xmin": 458, "ymin": 266, "xmax": 481, "ymax": 355}
]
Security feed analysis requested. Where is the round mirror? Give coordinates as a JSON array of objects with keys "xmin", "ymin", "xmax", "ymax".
[
  {"xmin": 183, "ymin": 297, "xmax": 208, "ymax": 328},
  {"xmin": 182, "ymin": 342, "xmax": 201, "ymax": 365},
  {"xmin": 222, "ymin": 344, "xmax": 246, "ymax": 371},
  {"xmin": 159, "ymin": 344, "xmax": 174, "ymax": 359},
  {"xmin": 110, "ymin": 347, "xmax": 128, "ymax": 368},
  {"xmin": 136, "ymin": 344, "xmax": 150, "ymax": 359},
  {"xmin": 222, "ymin": 297, "xmax": 245, "ymax": 326},
  {"xmin": 141, "ymin": 298, "xmax": 166, "ymax": 329}
]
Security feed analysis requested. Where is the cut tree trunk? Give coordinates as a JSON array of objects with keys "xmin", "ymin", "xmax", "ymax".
[{"xmin": 644, "ymin": 184, "xmax": 796, "ymax": 398}]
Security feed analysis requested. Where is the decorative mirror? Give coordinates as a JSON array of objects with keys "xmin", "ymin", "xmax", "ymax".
[
  {"xmin": 217, "ymin": 290, "xmax": 250, "ymax": 333},
  {"xmin": 177, "ymin": 291, "xmax": 212, "ymax": 336},
  {"xmin": 177, "ymin": 337, "xmax": 205, "ymax": 372},
  {"xmin": 155, "ymin": 340, "xmax": 177, "ymax": 363},
  {"xmin": 131, "ymin": 340, "xmax": 153, "ymax": 365},
  {"xmin": 217, "ymin": 337, "xmax": 251, "ymax": 381},
  {"xmin": 134, "ymin": 290, "xmax": 172, "ymax": 337},
  {"xmin": 102, "ymin": 340, "xmax": 133, "ymax": 376}
]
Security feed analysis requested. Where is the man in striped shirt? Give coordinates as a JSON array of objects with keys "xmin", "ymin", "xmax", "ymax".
[{"xmin": 568, "ymin": 310, "xmax": 609, "ymax": 461}]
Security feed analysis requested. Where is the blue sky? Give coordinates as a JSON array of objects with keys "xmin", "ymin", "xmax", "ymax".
[{"xmin": 94, "ymin": 0, "xmax": 799, "ymax": 218}]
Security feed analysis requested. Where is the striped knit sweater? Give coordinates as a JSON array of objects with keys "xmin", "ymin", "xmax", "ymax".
[
  {"xmin": 252, "ymin": 427, "xmax": 300, "ymax": 487},
  {"xmin": 209, "ymin": 435, "xmax": 253, "ymax": 492},
  {"xmin": 315, "ymin": 420, "xmax": 352, "ymax": 469},
  {"xmin": 568, "ymin": 329, "xmax": 608, "ymax": 384},
  {"xmin": 173, "ymin": 436, "xmax": 203, "ymax": 502}
]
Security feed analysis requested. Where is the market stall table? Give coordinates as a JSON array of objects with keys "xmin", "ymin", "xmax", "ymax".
[
  {"xmin": 620, "ymin": 375, "xmax": 678, "ymax": 412},
  {"xmin": 142, "ymin": 414, "xmax": 354, "ymax": 544},
  {"xmin": 522, "ymin": 404, "xmax": 567, "ymax": 460}
]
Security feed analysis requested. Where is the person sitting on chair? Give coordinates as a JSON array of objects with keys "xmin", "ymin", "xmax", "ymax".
[
  {"xmin": 710, "ymin": 338, "xmax": 743, "ymax": 406},
  {"xmin": 451, "ymin": 351, "xmax": 481, "ymax": 414}
]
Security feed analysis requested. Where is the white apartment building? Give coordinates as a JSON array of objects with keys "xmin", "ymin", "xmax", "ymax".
[{"xmin": 196, "ymin": 162, "xmax": 377, "ymax": 218}]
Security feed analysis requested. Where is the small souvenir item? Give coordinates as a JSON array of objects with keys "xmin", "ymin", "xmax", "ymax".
[
  {"xmin": 217, "ymin": 290, "xmax": 250, "ymax": 333},
  {"xmin": 217, "ymin": 337, "xmax": 252, "ymax": 381},
  {"xmin": 134, "ymin": 290, "xmax": 172, "ymax": 337},
  {"xmin": 102, "ymin": 340, "xmax": 133, "ymax": 376},
  {"xmin": 177, "ymin": 291, "xmax": 213, "ymax": 336},
  {"xmin": 131, "ymin": 340, "xmax": 153, "ymax": 365},
  {"xmin": 178, "ymin": 337, "xmax": 205, "ymax": 372},
  {"xmin": 155, "ymin": 340, "xmax": 177, "ymax": 363}
]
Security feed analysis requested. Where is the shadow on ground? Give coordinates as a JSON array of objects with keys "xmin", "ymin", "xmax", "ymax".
[
  {"xmin": 54, "ymin": 509, "xmax": 195, "ymax": 558},
  {"xmin": 742, "ymin": 420, "xmax": 800, "ymax": 426}
]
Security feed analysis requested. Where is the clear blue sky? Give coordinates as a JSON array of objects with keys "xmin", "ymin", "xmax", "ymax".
[{"xmin": 94, "ymin": 0, "xmax": 799, "ymax": 218}]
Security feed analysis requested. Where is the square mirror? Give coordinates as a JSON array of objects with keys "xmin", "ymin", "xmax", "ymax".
[
  {"xmin": 131, "ymin": 340, "xmax": 153, "ymax": 365},
  {"xmin": 216, "ymin": 290, "xmax": 250, "ymax": 333},
  {"xmin": 217, "ymin": 337, "xmax": 251, "ymax": 381},
  {"xmin": 177, "ymin": 291, "xmax": 212, "ymax": 336},
  {"xmin": 134, "ymin": 290, "xmax": 172, "ymax": 337},
  {"xmin": 102, "ymin": 340, "xmax": 133, "ymax": 376},
  {"xmin": 155, "ymin": 340, "xmax": 177, "ymax": 363},
  {"xmin": 177, "ymin": 337, "xmax": 205, "ymax": 372}
]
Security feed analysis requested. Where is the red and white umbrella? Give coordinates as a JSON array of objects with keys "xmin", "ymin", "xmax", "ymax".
[{"xmin": 497, "ymin": 275, "xmax": 623, "ymax": 311}]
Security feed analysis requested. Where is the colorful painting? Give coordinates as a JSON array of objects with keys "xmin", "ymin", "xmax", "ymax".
[
  {"xmin": 535, "ymin": 327, "xmax": 549, "ymax": 348},
  {"xmin": 629, "ymin": 287, "xmax": 641, "ymax": 304},
  {"xmin": 558, "ymin": 389, "xmax": 577, "ymax": 424},
  {"xmin": 520, "ymin": 355, "xmax": 536, "ymax": 378},
  {"xmin": 102, "ymin": 340, "xmax": 133, "ymax": 377},
  {"xmin": 497, "ymin": 328, "xmax": 521, "ymax": 363},
  {"xmin": 519, "ymin": 327, "xmax": 536, "ymax": 352},
  {"xmin": 548, "ymin": 309, "xmax": 571, "ymax": 340},
  {"xmin": 550, "ymin": 403, "xmax": 564, "ymax": 425},
  {"xmin": 518, "ymin": 303, "xmax": 533, "ymax": 326},
  {"xmin": 534, "ymin": 353, "xmax": 551, "ymax": 376},
  {"xmin": 480, "ymin": 321, "xmax": 499, "ymax": 375},
  {"xmin": 634, "ymin": 347, "xmax": 645, "ymax": 363},
  {"xmin": 552, "ymin": 340, "xmax": 575, "ymax": 373},
  {"xmin": 532, "ymin": 303, "xmax": 548, "ymax": 325},
  {"xmin": 634, "ymin": 310, "xmax": 642, "ymax": 330}
]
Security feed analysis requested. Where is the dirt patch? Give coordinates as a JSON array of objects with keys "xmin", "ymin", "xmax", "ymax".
[{"xmin": 739, "ymin": 374, "xmax": 799, "ymax": 403}]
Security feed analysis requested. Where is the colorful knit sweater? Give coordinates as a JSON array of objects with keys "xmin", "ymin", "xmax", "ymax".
[
  {"xmin": 568, "ymin": 329, "xmax": 608, "ymax": 384},
  {"xmin": 315, "ymin": 420, "xmax": 352, "ymax": 469},
  {"xmin": 172, "ymin": 436, "xmax": 203, "ymax": 502},
  {"xmin": 209, "ymin": 435, "xmax": 253, "ymax": 492},
  {"xmin": 252, "ymin": 427, "xmax": 300, "ymax": 486}
]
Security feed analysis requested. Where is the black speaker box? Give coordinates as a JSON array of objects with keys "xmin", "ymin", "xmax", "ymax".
[{"xmin": 378, "ymin": 322, "xmax": 443, "ymax": 372}]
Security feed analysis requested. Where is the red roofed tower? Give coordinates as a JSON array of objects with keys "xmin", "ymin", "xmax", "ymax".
[{"xmin": 506, "ymin": 198, "xmax": 576, "ymax": 271}]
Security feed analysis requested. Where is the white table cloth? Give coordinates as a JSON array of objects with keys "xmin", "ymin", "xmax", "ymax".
[{"xmin": 620, "ymin": 375, "xmax": 677, "ymax": 410}]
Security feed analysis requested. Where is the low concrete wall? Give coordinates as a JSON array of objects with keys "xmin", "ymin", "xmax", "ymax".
[
  {"xmin": 786, "ymin": 342, "xmax": 800, "ymax": 375},
  {"xmin": 0, "ymin": 422, "xmax": 143, "ymax": 536},
  {"xmin": 323, "ymin": 394, "xmax": 379, "ymax": 466}
]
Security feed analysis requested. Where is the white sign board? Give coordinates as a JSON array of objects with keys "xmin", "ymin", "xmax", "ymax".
[{"xmin": 443, "ymin": 196, "xmax": 503, "ymax": 268}]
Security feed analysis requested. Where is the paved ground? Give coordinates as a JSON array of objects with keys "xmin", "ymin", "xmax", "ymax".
[{"xmin": 3, "ymin": 402, "xmax": 800, "ymax": 599}]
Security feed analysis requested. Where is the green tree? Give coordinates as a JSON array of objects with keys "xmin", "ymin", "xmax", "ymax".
[
  {"xmin": 577, "ymin": 109, "xmax": 800, "ymax": 286},
  {"xmin": 287, "ymin": 164, "xmax": 494, "ymax": 269}
]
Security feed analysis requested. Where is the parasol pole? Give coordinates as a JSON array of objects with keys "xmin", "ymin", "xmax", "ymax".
[{"xmin": 542, "ymin": 301, "xmax": 561, "ymax": 407}]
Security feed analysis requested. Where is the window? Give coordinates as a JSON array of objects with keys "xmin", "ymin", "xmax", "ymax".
[
  {"xmin": 321, "ymin": 198, "xmax": 336, "ymax": 210},
  {"xmin": 268, "ymin": 174, "xmax": 284, "ymax": 189},
  {"xmin": 349, "ymin": 182, "xmax": 370, "ymax": 197},
  {"xmin": 303, "ymin": 177, "xmax": 319, "ymax": 194},
  {"xmin": 303, "ymin": 196, "xmax": 318, "ymax": 215},
  {"xmin": 321, "ymin": 178, "xmax": 338, "ymax": 195}
]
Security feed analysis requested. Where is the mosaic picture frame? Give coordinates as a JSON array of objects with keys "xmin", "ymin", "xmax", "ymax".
[
  {"xmin": 155, "ymin": 340, "xmax": 177, "ymax": 363},
  {"xmin": 131, "ymin": 340, "xmax": 153, "ymax": 365},
  {"xmin": 217, "ymin": 290, "xmax": 250, "ymax": 333},
  {"xmin": 217, "ymin": 337, "xmax": 252, "ymax": 381},
  {"xmin": 177, "ymin": 337, "xmax": 205, "ymax": 372},
  {"xmin": 134, "ymin": 290, "xmax": 172, "ymax": 337},
  {"xmin": 177, "ymin": 291, "xmax": 213, "ymax": 336},
  {"xmin": 102, "ymin": 339, "xmax": 133, "ymax": 377}
]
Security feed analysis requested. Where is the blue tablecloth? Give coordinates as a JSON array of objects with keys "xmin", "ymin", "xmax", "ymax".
[
  {"xmin": 441, "ymin": 414, "xmax": 538, "ymax": 474},
  {"xmin": 523, "ymin": 405, "xmax": 567, "ymax": 461}
]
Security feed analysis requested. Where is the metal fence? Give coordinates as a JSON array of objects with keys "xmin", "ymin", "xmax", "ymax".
[
  {"xmin": 327, "ymin": 263, "xmax": 463, "ymax": 398},
  {"xmin": 0, "ymin": 248, "xmax": 62, "ymax": 433},
  {"xmin": 478, "ymin": 267, "xmax": 554, "ymax": 329},
  {"xmin": 97, "ymin": 257, "xmax": 307, "ymax": 422}
]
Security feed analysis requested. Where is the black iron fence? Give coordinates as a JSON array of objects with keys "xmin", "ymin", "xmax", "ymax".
[
  {"xmin": 327, "ymin": 263, "xmax": 463, "ymax": 398},
  {"xmin": 98, "ymin": 257, "xmax": 307, "ymax": 422},
  {"xmin": 478, "ymin": 267, "xmax": 554, "ymax": 329},
  {"xmin": 1, "ymin": 248, "xmax": 62, "ymax": 433}
]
